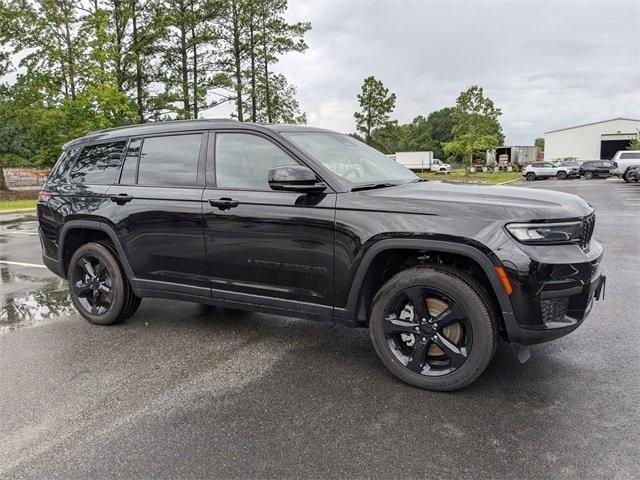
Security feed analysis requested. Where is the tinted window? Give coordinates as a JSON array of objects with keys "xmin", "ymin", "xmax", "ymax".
[
  {"xmin": 583, "ymin": 161, "xmax": 596, "ymax": 167},
  {"xmin": 138, "ymin": 134, "xmax": 202, "ymax": 187},
  {"xmin": 532, "ymin": 163, "xmax": 544, "ymax": 167},
  {"xmin": 69, "ymin": 142, "xmax": 126, "ymax": 184},
  {"xmin": 215, "ymin": 133, "xmax": 298, "ymax": 190},
  {"xmin": 119, "ymin": 139, "xmax": 141, "ymax": 184},
  {"xmin": 620, "ymin": 152, "xmax": 640, "ymax": 159}
]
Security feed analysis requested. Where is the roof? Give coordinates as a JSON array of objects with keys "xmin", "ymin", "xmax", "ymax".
[
  {"xmin": 64, "ymin": 119, "xmax": 336, "ymax": 149},
  {"xmin": 544, "ymin": 117, "xmax": 640, "ymax": 134}
]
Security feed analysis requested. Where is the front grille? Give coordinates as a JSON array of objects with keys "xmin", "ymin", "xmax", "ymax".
[
  {"xmin": 580, "ymin": 213, "xmax": 595, "ymax": 251},
  {"xmin": 541, "ymin": 297, "xmax": 569, "ymax": 323}
]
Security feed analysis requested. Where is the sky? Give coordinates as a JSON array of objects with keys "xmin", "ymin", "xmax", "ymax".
[{"xmin": 206, "ymin": 0, "xmax": 640, "ymax": 145}]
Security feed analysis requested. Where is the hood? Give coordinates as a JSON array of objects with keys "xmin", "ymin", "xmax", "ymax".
[{"xmin": 355, "ymin": 181, "xmax": 593, "ymax": 221}]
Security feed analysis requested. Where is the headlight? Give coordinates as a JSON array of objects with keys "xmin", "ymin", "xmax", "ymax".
[{"xmin": 506, "ymin": 221, "xmax": 583, "ymax": 244}]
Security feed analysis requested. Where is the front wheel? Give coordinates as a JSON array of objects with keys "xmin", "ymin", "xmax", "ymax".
[
  {"xmin": 557, "ymin": 171, "xmax": 568, "ymax": 180},
  {"xmin": 584, "ymin": 171, "xmax": 594, "ymax": 180},
  {"xmin": 369, "ymin": 267, "xmax": 497, "ymax": 391},
  {"xmin": 525, "ymin": 172, "xmax": 536, "ymax": 181}
]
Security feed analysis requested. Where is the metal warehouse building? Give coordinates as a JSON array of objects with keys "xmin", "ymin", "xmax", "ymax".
[{"xmin": 544, "ymin": 117, "xmax": 640, "ymax": 161}]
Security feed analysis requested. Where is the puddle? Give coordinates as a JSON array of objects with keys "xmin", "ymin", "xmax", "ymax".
[
  {"xmin": 0, "ymin": 289, "xmax": 74, "ymax": 334},
  {"xmin": 0, "ymin": 261, "xmax": 75, "ymax": 334}
]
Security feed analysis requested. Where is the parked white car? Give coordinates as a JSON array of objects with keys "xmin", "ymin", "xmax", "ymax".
[
  {"xmin": 610, "ymin": 150, "xmax": 640, "ymax": 182},
  {"xmin": 523, "ymin": 161, "xmax": 579, "ymax": 181}
]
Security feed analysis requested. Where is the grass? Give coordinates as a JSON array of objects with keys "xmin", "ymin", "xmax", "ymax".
[
  {"xmin": 419, "ymin": 169, "xmax": 522, "ymax": 185},
  {"xmin": 0, "ymin": 199, "xmax": 38, "ymax": 211}
]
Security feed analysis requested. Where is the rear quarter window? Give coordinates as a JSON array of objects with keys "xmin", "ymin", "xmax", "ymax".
[
  {"xmin": 68, "ymin": 141, "xmax": 127, "ymax": 185},
  {"xmin": 620, "ymin": 152, "xmax": 640, "ymax": 160}
]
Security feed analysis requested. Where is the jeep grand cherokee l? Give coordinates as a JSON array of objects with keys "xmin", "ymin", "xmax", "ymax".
[{"xmin": 37, "ymin": 120, "xmax": 606, "ymax": 391}]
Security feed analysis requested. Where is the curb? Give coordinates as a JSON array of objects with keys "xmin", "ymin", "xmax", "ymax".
[
  {"xmin": 496, "ymin": 178, "xmax": 522, "ymax": 186},
  {"xmin": 0, "ymin": 207, "xmax": 37, "ymax": 215}
]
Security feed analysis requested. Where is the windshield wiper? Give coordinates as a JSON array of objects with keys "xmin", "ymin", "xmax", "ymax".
[{"xmin": 351, "ymin": 182, "xmax": 399, "ymax": 192}]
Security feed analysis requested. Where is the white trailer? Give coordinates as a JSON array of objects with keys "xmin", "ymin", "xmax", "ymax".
[{"xmin": 392, "ymin": 151, "xmax": 451, "ymax": 173}]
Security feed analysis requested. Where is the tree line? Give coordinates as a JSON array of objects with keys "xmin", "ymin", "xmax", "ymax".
[
  {"xmin": 0, "ymin": 0, "xmax": 310, "ymax": 168},
  {"xmin": 353, "ymin": 77, "xmax": 505, "ymax": 168}
]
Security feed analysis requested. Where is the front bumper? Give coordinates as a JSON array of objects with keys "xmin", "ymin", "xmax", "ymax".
[{"xmin": 495, "ymin": 238, "xmax": 605, "ymax": 345}]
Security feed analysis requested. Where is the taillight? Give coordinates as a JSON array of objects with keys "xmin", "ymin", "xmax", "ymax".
[
  {"xmin": 38, "ymin": 191, "xmax": 52, "ymax": 202},
  {"xmin": 613, "ymin": 161, "xmax": 618, "ymax": 168}
]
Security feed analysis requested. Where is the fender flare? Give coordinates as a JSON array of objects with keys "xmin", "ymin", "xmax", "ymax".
[
  {"xmin": 344, "ymin": 238, "xmax": 514, "ymax": 316},
  {"xmin": 58, "ymin": 219, "xmax": 136, "ymax": 282}
]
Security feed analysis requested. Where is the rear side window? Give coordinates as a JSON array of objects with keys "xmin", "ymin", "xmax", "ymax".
[
  {"xmin": 69, "ymin": 142, "xmax": 126, "ymax": 185},
  {"xmin": 620, "ymin": 152, "xmax": 640, "ymax": 159},
  {"xmin": 214, "ymin": 133, "xmax": 298, "ymax": 190},
  {"xmin": 137, "ymin": 134, "xmax": 202, "ymax": 187}
]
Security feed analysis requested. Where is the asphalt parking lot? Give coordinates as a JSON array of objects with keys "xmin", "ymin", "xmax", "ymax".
[{"xmin": 1, "ymin": 178, "xmax": 639, "ymax": 479}]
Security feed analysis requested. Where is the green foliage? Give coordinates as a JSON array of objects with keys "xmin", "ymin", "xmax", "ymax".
[
  {"xmin": 368, "ymin": 108, "xmax": 456, "ymax": 158},
  {"xmin": 444, "ymin": 86, "xmax": 503, "ymax": 170},
  {"xmin": 629, "ymin": 129, "xmax": 640, "ymax": 150},
  {"xmin": 534, "ymin": 137, "xmax": 544, "ymax": 150},
  {"xmin": 354, "ymin": 76, "xmax": 396, "ymax": 143},
  {"xmin": 0, "ymin": 0, "xmax": 309, "ymax": 171}
]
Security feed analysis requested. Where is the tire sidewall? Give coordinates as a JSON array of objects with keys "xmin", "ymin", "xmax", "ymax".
[
  {"xmin": 557, "ymin": 171, "xmax": 567, "ymax": 180},
  {"xmin": 369, "ymin": 269, "xmax": 494, "ymax": 391},
  {"xmin": 526, "ymin": 172, "xmax": 536, "ymax": 181},
  {"xmin": 68, "ymin": 243, "xmax": 126, "ymax": 325},
  {"xmin": 585, "ymin": 171, "xmax": 594, "ymax": 180}
]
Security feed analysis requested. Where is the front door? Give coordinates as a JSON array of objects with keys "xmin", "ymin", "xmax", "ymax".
[
  {"xmin": 203, "ymin": 131, "xmax": 335, "ymax": 319},
  {"xmin": 107, "ymin": 132, "xmax": 209, "ymax": 294}
]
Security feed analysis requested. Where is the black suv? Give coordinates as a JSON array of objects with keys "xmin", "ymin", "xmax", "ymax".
[
  {"xmin": 579, "ymin": 160, "xmax": 613, "ymax": 179},
  {"xmin": 38, "ymin": 120, "xmax": 606, "ymax": 391}
]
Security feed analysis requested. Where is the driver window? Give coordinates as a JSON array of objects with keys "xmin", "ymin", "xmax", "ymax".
[{"xmin": 214, "ymin": 133, "xmax": 299, "ymax": 190}]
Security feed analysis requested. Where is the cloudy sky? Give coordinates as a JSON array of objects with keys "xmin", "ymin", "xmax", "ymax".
[{"xmin": 208, "ymin": 0, "xmax": 640, "ymax": 145}]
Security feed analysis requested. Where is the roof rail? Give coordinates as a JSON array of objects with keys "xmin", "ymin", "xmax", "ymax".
[{"xmin": 84, "ymin": 117, "xmax": 237, "ymax": 137}]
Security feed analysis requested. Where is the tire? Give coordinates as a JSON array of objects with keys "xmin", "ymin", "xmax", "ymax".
[
  {"xmin": 68, "ymin": 242, "xmax": 139, "ymax": 325},
  {"xmin": 623, "ymin": 171, "xmax": 633, "ymax": 183},
  {"xmin": 557, "ymin": 171, "xmax": 567, "ymax": 180},
  {"xmin": 369, "ymin": 267, "xmax": 497, "ymax": 391},
  {"xmin": 584, "ymin": 171, "xmax": 594, "ymax": 180},
  {"xmin": 525, "ymin": 172, "xmax": 536, "ymax": 181}
]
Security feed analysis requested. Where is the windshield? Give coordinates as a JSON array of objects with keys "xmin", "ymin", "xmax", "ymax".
[{"xmin": 282, "ymin": 132, "xmax": 418, "ymax": 185}]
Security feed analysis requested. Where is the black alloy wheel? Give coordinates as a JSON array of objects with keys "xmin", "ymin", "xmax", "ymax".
[
  {"xmin": 68, "ymin": 242, "xmax": 139, "ymax": 325},
  {"xmin": 382, "ymin": 287, "xmax": 471, "ymax": 376},
  {"xmin": 72, "ymin": 254, "xmax": 114, "ymax": 316},
  {"xmin": 369, "ymin": 267, "xmax": 496, "ymax": 391}
]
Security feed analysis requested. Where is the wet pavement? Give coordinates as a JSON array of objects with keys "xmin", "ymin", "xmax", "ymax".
[{"xmin": 0, "ymin": 179, "xmax": 639, "ymax": 479}]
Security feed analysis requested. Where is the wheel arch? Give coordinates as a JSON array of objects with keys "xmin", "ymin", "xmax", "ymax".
[
  {"xmin": 58, "ymin": 220, "xmax": 136, "ymax": 283},
  {"xmin": 342, "ymin": 239, "xmax": 514, "ymax": 325}
]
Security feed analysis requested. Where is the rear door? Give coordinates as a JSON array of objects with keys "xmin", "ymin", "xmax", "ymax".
[
  {"xmin": 107, "ymin": 132, "xmax": 209, "ymax": 295},
  {"xmin": 202, "ymin": 131, "xmax": 336, "ymax": 319}
]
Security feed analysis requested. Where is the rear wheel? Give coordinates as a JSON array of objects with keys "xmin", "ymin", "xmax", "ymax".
[
  {"xmin": 584, "ymin": 171, "xmax": 594, "ymax": 180},
  {"xmin": 369, "ymin": 267, "xmax": 497, "ymax": 391},
  {"xmin": 525, "ymin": 172, "xmax": 536, "ymax": 181},
  {"xmin": 557, "ymin": 171, "xmax": 567, "ymax": 180},
  {"xmin": 68, "ymin": 242, "xmax": 139, "ymax": 325}
]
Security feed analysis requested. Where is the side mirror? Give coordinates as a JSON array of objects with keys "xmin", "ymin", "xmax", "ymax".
[{"xmin": 268, "ymin": 165, "xmax": 327, "ymax": 193}]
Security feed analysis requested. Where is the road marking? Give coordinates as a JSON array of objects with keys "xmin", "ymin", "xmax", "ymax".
[
  {"xmin": 2, "ymin": 231, "xmax": 39, "ymax": 236},
  {"xmin": 0, "ymin": 260, "xmax": 47, "ymax": 269}
]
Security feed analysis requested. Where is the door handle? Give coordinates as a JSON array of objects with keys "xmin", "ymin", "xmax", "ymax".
[
  {"xmin": 209, "ymin": 197, "xmax": 240, "ymax": 211},
  {"xmin": 110, "ymin": 193, "xmax": 133, "ymax": 205}
]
